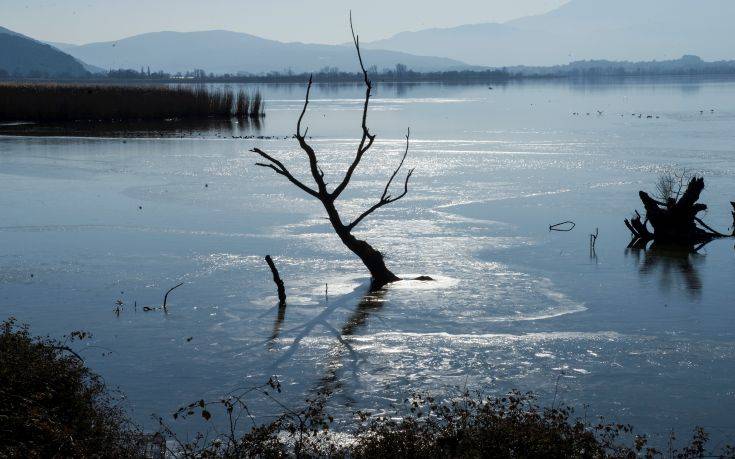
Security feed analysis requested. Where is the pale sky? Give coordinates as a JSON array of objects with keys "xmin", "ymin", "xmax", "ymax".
[{"xmin": 1, "ymin": 0, "xmax": 569, "ymax": 45}]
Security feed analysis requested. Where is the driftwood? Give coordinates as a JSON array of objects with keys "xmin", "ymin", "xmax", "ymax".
[{"xmin": 625, "ymin": 177, "xmax": 734, "ymax": 247}]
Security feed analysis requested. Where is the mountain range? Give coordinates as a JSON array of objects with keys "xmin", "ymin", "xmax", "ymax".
[
  {"xmin": 2, "ymin": 0, "xmax": 734, "ymax": 77},
  {"xmin": 366, "ymin": 0, "xmax": 735, "ymax": 67},
  {"xmin": 52, "ymin": 30, "xmax": 468, "ymax": 75}
]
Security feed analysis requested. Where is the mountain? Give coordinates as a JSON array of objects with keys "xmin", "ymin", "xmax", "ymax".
[
  {"xmin": 60, "ymin": 30, "xmax": 470, "ymax": 74},
  {"xmin": 0, "ymin": 26, "xmax": 89, "ymax": 77},
  {"xmin": 46, "ymin": 41, "xmax": 79, "ymax": 52},
  {"xmin": 366, "ymin": 0, "xmax": 735, "ymax": 67}
]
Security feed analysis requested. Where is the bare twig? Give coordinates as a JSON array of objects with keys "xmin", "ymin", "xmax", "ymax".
[
  {"xmin": 348, "ymin": 129, "xmax": 414, "ymax": 230},
  {"xmin": 590, "ymin": 228, "xmax": 599, "ymax": 257},
  {"xmin": 331, "ymin": 12, "xmax": 376, "ymax": 199},
  {"xmin": 694, "ymin": 217, "xmax": 729, "ymax": 237},
  {"xmin": 53, "ymin": 345, "xmax": 85, "ymax": 363},
  {"xmin": 549, "ymin": 221, "xmax": 576, "ymax": 232},
  {"xmin": 162, "ymin": 282, "xmax": 184, "ymax": 312},
  {"xmin": 251, "ymin": 147, "xmax": 320, "ymax": 198}
]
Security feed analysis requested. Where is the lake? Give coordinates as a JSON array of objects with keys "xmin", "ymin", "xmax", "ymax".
[{"xmin": 1, "ymin": 77, "xmax": 734, "ymax": 444}]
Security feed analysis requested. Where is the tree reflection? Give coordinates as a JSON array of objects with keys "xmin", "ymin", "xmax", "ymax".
[
  {"xmin": 317, "ymin": 288, "xmax": 388, "ymax": 403},
  {"xmin": 626, "ymin": 241, "xmax": 707, "ymax": 298},
  {"xmin": 262, "ymin": 283, "xmax": 389, "ymax": 406}
]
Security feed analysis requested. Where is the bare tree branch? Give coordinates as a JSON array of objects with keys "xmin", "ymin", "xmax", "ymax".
[
  {"xmin": 296, "ymin": 75, "xmax": 312, "ymax": 139},
  {"xmin": 292, "ymin": 75, "xmax": 329, "ymax": 196},
  {"xmin": 381, "ymin": 128, "xmax": 411, "ymax": 201},
  {"xmin": 331, "ymin": 12, "xmax": 376, "ymax": 199},
  {"xmin": 251, "ymin": 147, "xmax": 320, "ymax": 198},
  {"xmin": 348, "ymin": 130, "xmax": 414, "ymax": 231}
]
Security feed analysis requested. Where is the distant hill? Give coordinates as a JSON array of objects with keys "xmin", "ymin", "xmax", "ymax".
[
  {"xmin": 0, "ymin": 26, "xmax": 89, "ymax": 78},
  {"xmin": 366, "ymin": 0, "xmax": 735, "ymax": 67},
  {"xmin": 59, "ymin": 30, "xmax": 471, "ymax": 75}
]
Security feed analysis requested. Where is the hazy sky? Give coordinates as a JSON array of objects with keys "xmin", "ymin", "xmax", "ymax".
[{"xmin": 1, "ymin": 0, "xmax": 568, "ymax": 45}]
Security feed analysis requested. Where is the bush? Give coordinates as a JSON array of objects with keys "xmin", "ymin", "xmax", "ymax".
[
  {"xmin": 165, "ymin": 383, "xmax": 734, "ymax": 458},
  {"xmin": 0, "ymin": 318, "xmax": 137, "ymax": 457},
  {"xmin": 3, "ymin": 318, "xmax": 733, "ymax": 458}
]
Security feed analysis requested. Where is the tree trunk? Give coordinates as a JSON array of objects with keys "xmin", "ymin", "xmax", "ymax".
[
  {"xmin": 639, "ymin": 177, "xmax": 711, "ymax": 244},
  {"xmin": 626, "ymin": 177, "xmax": 732, "ymax": 246},
  {"xmin": 324, "ymin": 201, "xmax": 400, "ymax": 288},
  {"xmin": 338, "ymin": 230, "xmax": 400, "ymax": 288}
]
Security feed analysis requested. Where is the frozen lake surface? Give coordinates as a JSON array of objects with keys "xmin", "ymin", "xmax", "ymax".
[{"xmin": 1, "ymin": 78, "xmax": 734, "ymax": 443}]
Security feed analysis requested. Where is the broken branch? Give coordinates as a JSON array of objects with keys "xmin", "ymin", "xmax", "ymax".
[
  {"xmin": 264, "ymin": 255, "xmax": 287, "ymax": 307},
  {"xmin": 163, "ymin": 282, "xmax": 184, "ymax": 312},
  {"xmin": 549, "ymin": 221, "xmax": 576, "ymax": 232}
]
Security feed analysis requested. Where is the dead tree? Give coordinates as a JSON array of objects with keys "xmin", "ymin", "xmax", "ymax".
[
  {"xmin": 251, "ymin": 16, "xmax": 413, "ymax": 288},
  {"xmin": 625, "ymin": 176, "xmax": 733, "ymax": 247}
]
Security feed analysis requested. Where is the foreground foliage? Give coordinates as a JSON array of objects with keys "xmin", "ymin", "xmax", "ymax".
[
  {"xmin": 2, "ymin": 318, "xmax": 733, "ymax": 458},
  {"xmin": 0, "ymin": 318, "xmax": 137, "ymax": 457},
  {"xmin": 165, "ymin": 381, "xmax": 734, "ymax": 459}
]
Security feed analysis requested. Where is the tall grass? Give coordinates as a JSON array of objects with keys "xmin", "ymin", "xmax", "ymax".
[
  {"xmin": 234, "ymin": 90, "xmax": 249, "ymax": 119},
  {"xmin": 234, "ymin": 89, "xmax": 265, "ymax": 119},
  {"xmin": 0, "ymin": 83, "xmax": 265, "ymax": 122},
  {"xmin": 250, "ymin": 90, "xmax": 264, "ymax": 118}
]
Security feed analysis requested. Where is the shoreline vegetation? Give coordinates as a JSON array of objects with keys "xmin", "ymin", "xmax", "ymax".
[
  {"xmin": 2, "ymin": 55, "xmax": 735, "ymax": 84},
  {"xmin": 2, "ymin": 317, "xmax": 732, "ymax": 458},
  {"xmin": 0, "ymin": 83, "xmax": 265, "ymax": 123}
]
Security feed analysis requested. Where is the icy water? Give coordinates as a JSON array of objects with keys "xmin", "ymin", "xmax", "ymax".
[{"xmin": 2, "ymin": 78, "xmax": 735, "ymax": 444}]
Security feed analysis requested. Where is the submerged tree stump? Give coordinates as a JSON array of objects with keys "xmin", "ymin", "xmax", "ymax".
[{"xmin": 625, "ymin": 176, "xmax": 733, "ymax": 247}]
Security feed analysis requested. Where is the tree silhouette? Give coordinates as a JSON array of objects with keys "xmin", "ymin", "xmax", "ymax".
[{"xmin": 251, "ymin": 15, "xmax": 413, "ymax": 288}]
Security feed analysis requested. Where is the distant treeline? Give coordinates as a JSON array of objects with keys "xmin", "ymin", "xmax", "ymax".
[
  {"xmin": 80, "ymin": 56, "xmax": 735, "ymax": 83},
  {"xmin": 0, "ymin": 83, "xmax": 264, "ymax": 122},
  {"xmin": 511, "ymin": 55, "xmax": 735, "ymax": 78},
  {"xmin": 4, "ymin": 55, "xmax": 735, "ymax": 83},
  {"xmin": 100, "ymin": 65, "xmax": 516, "ymax": 83}
]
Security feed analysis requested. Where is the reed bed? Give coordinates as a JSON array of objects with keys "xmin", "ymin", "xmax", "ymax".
[
  {"xmin": 234, "ymin": 89, "xmax": 265, "ymax": 119},
  {"xmin": 0, "ymin": 83, "xmax": 264, "ymax": 122}
]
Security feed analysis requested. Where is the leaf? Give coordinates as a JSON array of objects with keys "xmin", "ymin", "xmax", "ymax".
[{"xmin": 201, "ymin": 410, "xmax": 211, "ymax": 421}]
